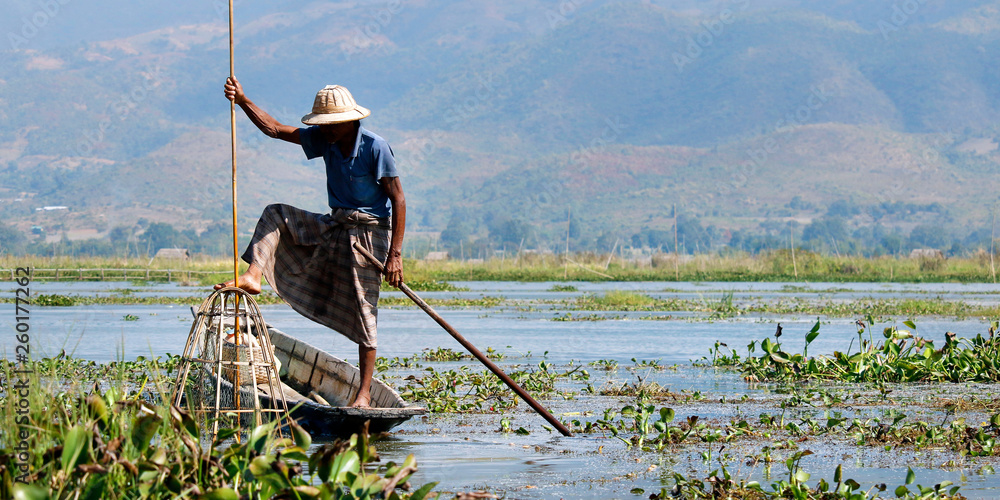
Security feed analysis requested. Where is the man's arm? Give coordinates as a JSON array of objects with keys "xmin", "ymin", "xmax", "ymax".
[
  {"xmin": 225, "ymin": 76, "xmax": 301, "ymax": 145},
  {"xmin": 380, "ymin": 176, "xmax": 405, "ymax": 287}
]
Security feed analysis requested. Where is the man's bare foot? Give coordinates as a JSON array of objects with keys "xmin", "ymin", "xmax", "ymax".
[
  {"xmin": 214, "ymin": 271, "xmax": 262, "ymax": 294},
  {"xmin": 350, "ymin": 392, "xmax": 371, "ymax": 408}
]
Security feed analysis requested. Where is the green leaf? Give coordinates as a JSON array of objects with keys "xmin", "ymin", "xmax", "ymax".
[
  {"xmin": 630, "ymin": 487, "xmax": 645, "ymax": 494},
  {"xmin": 61, "ymin": 426, "xmax": 91, "ymax": 473},
  {"xmin": 834, "ymin": 464, "xmax": 842, "ymax": 483},
  {"xmin": 409, "ymin": 482, "xmax": 440, "ymax": 500},
  {"xmin": 905, "ymin": 467, "xmax": 915, "ymax": 484},
  {"xmin": 515, "ymin": 427, "xmax": 530, "ymax": 435},
  {"xmin": 201, "ymin": 488, "xmax": 240, "ymax": 500},
  {"xmin": 794, "ymin": 470, "xmax": 810, "ymax": 483},
  {"xmin": 895, "ymin": 485, "xmax": 910, "ymax": 497},
  {"xmin": 281, "ymin": 448, "xmax": 309, "ymax": 462},
  {"xmin": 149, "ymin": 448, "xmax": 167, "ymax": 466},
  {"xmin": 903, "ymin": 320, "xmax": 917, "ymax": 330},
  {"xmin": 80, "ymin": 474, "xmax": 107, "ymax": 500},
  {"xmin": 86, "ymin": 395, "xmax": 109, "ymax": 428},
  {"xmin": 660, "ymin": 407, "xmax": 675, "ymax": 423},
  {"xmin": 330, "ymin": 450, "xmax": 361, "ymax": 484},
  {"xmin": 131, "ymin": 414, "xmax": 161, "ymax": 453},
  {"xmin": 290, "ymin": 486, "xmax": 321, "ymax": 499},
  {"xmin": 365, "ymin": 477, "xmax": 387, "ymax": 496},
  {"xmin": 770, "ymin": 352, "xmax": 791, "ymax": 364},
  {"xmin": 806, "ymin": 321, "xmax": 821, "ymax": 344},
  {"xmin": 314, "ymin": 450, "xmax": 333, "ymax": 483},
  {"xmin": 12, "ymin": 484, "xmax": 51, "ymax": 500},
  {"xmin": 214, "ymin": 428, "xmax": 239, "ymax": 443},
  {"xmin": 250, "ymin": 422, "xmax": 274, "ymax": 454},
  {"xmin": 169, "ymin": 404, "xmax": 198, "ymax": 438},
  {"xmin": 249, "ymin": 455, "xmax": 274, "ymax": 477}
]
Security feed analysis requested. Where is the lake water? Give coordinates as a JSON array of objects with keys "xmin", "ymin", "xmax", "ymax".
[{"xmin": 3, "ymin": 280, "xmax": 1000, "ymax": 498}]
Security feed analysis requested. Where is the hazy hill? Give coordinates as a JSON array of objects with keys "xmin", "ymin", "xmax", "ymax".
[{"xmin": 1, "ymin": 0, "xmax": 998, "ymax": 253}]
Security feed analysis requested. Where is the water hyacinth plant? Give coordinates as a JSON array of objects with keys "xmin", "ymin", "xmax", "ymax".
[
  {"xmin": 0, "ymin": 358, "xmax": 438, "ymax": 499},
  {"xmin": 708, "ymin": 319, "xmax": 1000, "ymax": 383}
]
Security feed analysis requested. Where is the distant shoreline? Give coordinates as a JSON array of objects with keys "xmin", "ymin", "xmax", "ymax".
[{"xmin": 2, "ymin": 251, "xmax": 997, "ymax": 284}]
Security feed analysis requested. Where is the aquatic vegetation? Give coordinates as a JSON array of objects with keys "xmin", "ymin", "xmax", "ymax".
[
  {"xmin": 7, "ymin": 252, "xmax": 1000, "ymax": 283},
  {"xmin": 660, "ymin": 460, "xmax": 963, "ymax": 499},
  {"xmin": 399, "ymin": 361, "xmax": 582, "ymax": 413},
  {"xmin": 1, "ymin": 354, "xmax": 181, "ymax": 391},
  {"xmin": 381, "ymin": 279, "xmax": 468, "ymax": 292},
  {"xmin": 375, "ymin": 356, "xmax": 423, "ymax": 374},
  {"xmin": 551, "ymin": 312, "xmax": 625, "ymax": 321},
  {"xmin": 33, "ymin": 294, "xmax": 76, "ymax": 306},
  {"xmin": 380, "ymin": 295, "xmax": 506, "ymax": 308},
  {"xmin": 740, "ymin": 297, "xmax": 999, "ymax": 319},
  {"xmin": 598, "ymin": 378, "xmax": 675, "ymax": 399},
  {"xmin": 0, "ymin": 361, "xmax": 437, "ymax": 499},
  {"xmin": 581, "ymin": 400, "xmax": 752, "ymax": 453},
  {"xmin": 547, "ymin": 284, "xmax": 578, "ymax": 292},
  {"xmin": 630, "ymin": 358, "xmax": 670, "ymax": 371},
  {"xmin": 576, "ymin": 290, "xmax": 662, "ymax": 310},
  {"xmin": 498, "ymin": 418, "xmax": 530, "ymax": 435},
  {"xmin": 11, "ymin": 288, "xmax": 1000, "ymax": 321},
  {"xmin": 764, "ymin": 408, "xmax": 1000, "ymax": 457},
  {"xmin": 708, "ymin": 291, "xmax": 740, "ymax": 319},
  {"xmin": 573, "ymin": 398, "xmax": 970, "ymax": 497},
  {"xmin": 589, "ymin": 359, "xmax": 619, "ymax": 371},
  {"xmin": 708, "ymin": 319, "xmax": 1000, "ymax": 383}
]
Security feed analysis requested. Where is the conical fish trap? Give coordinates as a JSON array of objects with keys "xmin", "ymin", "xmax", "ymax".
[{"xmin": 171, "ymin": 287, "xmax": 288, "ymax": 440}]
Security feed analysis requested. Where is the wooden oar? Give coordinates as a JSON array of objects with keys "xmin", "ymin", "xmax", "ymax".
[{"xmin": 353, "ymin": 242, "xmax": 573, "ymax": 437}]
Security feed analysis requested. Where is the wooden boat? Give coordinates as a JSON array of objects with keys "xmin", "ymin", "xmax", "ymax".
[{"xmin": 258, "ymin": 326, "xmax": 426, "ymax": 438}]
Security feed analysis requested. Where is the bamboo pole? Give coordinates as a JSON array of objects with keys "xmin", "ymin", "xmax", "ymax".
[
  {"xmin": 991, "ymin": 203, "xmax": 997, "ymax": 284},
  {"xmin": 604, "ymin": 238, "xmax": 618, "ymax": 270},
  {"xmin": 790, "ymin": 222, "xmax": 797, "ymax": 279},
  {"xmin": 354, "ymin": 242, "xmax": 573, "ymax": 437},
  {"xmin": 227, "ymin": 0, "xmax": 242, "ymax": 436},
  {"xmin": 229, "ymin": 0, "xmax": 239, "ymax": 291},
  {"xmin": 564, "ymin": 208, "xmax": 571, "ymax": 280},
  {"xmin": 673, "ymin": 204, "xmax": 679, "ymax": 281}
]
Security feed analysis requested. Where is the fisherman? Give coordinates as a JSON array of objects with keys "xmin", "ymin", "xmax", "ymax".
[{"xmin": 216, "ymin": 77, "xmax": 405, "ymax": 408}]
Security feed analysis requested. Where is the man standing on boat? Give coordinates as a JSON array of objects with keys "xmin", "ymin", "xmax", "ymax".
[{"xmin": 216, "ymin": 77, "xmax": 405, "ymax": 408}]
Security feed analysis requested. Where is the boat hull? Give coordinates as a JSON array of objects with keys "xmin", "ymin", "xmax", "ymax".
[{"xmin": 266, "ymin": 327, "xmax": 426, "ymax": 438}]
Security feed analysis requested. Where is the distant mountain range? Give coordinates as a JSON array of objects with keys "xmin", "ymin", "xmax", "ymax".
[{"xmin": 1, "ymin": 0, "xmax": 998, "ymax": 253}]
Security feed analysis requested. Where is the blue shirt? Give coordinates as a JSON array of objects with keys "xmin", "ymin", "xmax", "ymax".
[{"xmin": 299, "ymin": 124, "xmax": 398, "ymax": 218}]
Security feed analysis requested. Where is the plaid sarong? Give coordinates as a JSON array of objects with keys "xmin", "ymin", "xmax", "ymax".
[{"xmin": 241, "ymin": 203, "xmax": 390, "ymax": 348}]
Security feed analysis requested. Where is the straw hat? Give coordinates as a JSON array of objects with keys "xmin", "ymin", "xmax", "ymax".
[{"xmin": 301, "ymin": 85, "xmax": 371, "ymax": 125}]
